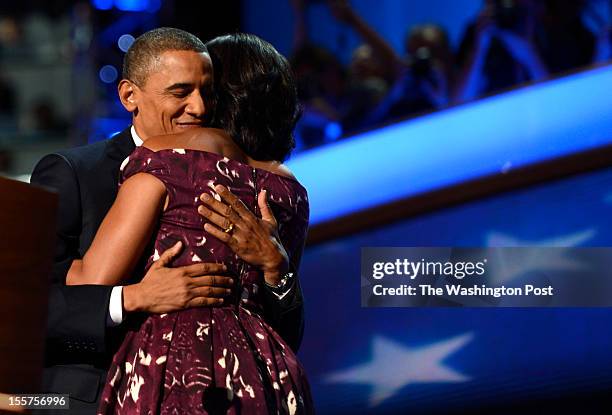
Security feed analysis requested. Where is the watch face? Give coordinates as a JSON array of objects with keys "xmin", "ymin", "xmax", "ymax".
[
  {"xmin": 266, "ymin": 272, "xmax": 293, "ymax": 290},
  {"xmin": 280, "ymin": 272, "xmax": 295, "ymax": 287}
]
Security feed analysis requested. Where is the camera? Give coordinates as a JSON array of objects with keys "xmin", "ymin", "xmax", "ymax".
[
  {"xmin": 410, "ymin": 46, "xmax": 436, "ymax": 83},
  {"xmin": 492, "ymin": 0, "xmax": 529, "ymax": 32}
]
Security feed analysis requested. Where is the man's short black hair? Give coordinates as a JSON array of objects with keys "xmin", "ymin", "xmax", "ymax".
[{"xmin": 123, "ymin": 27, "xmax": 207, "ymax": 86}]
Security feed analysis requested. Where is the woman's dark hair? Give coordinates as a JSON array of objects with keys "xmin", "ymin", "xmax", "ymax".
[{"xmin": 205, "ymin": 33, "xmax": 301, "ymax": 162}]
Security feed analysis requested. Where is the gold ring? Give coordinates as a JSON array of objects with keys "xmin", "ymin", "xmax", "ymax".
[{"xmin": 223, "ymin": 222, "xmax": 234, "ymax": 234}]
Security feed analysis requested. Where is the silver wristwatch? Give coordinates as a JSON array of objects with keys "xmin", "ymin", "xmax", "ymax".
[{"xmin": 264, "ymin": 272, "xmax": 294, "ymax": 291}]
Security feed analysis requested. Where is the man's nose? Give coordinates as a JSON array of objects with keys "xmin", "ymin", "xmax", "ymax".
[{"xmin": 186, "ymin": 92, "xmax": 205, "ymax": 118}]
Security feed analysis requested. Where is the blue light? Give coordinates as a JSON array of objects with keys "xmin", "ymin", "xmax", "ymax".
[
  {"xmin": 146, "ymin": 0, "xmax": 161, "ymax": 12},
  {"xmin": 92, "ymin": 0, "xmax": 113, "ymax": 10},
  {"xmin": 99, "ymin": 65, "xmax": 118, "ymax": 83},
  {"xmin": 114, "ymin": 0, "xmax": 148, "ymax": 11},
  {"xmin": 117, "ymin": 34, "xmax": 135, "ymax": 52},
  {"xmin": 324, "ymin": 122, "xmax": 342, "ymax": 142},
  {"xmin": 286, "ymin": 65, "xmax": 612, "ymax": 225},
  {"xmin": 90, "ymin": 116, "xmax": 132, "ymax": 143}
]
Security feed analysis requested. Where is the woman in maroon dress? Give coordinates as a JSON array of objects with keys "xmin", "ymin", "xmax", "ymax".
[{"xmin": 66, "ymin": 33, "xmax": 314, "ymax": 414}]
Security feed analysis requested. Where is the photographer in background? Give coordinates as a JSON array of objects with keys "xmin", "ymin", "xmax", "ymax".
[
  {"xmin": 365, "ymin": 24, "xmax": 454, "ymax": 126},
  {"xmin": 453, "ymin": 0, "xmax": 548, "ymax": 103},
  {"xmin": 327, "ymin": 0, "xmax": 454, "ymax": 126},
  {"xmin": 290, "ymin": 0, "xmax": 354, "ymax": 148}
]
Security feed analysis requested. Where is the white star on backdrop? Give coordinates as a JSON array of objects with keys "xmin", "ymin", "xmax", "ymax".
[
  {"xmin": 325, "ymin": 333, "xmax": 473, "ymax": 407},
  {"xmin": 485, "ymin": 228, "xmax": 595, "ymax": 248},
  {"xmin": 484, "ymin": 229, "xmax": 594, "ymax": 285}
]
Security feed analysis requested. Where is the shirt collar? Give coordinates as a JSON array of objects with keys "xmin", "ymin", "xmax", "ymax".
[{"xmin": 130, "ymin": 125, "xmax": 144, "ymax": 147}]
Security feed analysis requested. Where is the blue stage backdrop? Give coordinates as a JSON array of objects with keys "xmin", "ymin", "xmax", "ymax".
[
  {"xmin": 297, "ymin": 166, "xmax": 612, "ymax": 414},
  {"xmin": 283, "ymin": 58, "xmax": 612, "ymax": 415},
  {"xmin": 286, "ymin": 64, "xmax": 612, "ymax": 225}
]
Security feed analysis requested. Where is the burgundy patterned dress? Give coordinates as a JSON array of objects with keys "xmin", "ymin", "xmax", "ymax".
[{"xmin": 97, "ymin": 147, "xmax": 313, "ymax": 414}]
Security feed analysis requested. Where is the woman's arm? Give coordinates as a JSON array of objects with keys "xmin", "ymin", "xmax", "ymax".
[{"xmin": 66, "ymin": 172, "xmax": 166, "ymax": 286}]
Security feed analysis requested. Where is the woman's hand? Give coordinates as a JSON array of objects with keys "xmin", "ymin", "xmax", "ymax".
[{"xmin": 198, "ymin": 185, "xmax": 289, "ymax": 286}]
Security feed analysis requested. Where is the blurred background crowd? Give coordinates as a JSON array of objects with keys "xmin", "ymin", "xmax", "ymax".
[
  {"xmin": 0, "ymin": 0, "xmax": 611, "ymax": 177},
  {"xmin": 289, "ymin": 0, "xmax": 612, "ymax": 149}
]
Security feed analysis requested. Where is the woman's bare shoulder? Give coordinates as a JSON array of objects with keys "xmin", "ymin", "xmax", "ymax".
[
  {"xmin": 143, "ymin": 128, "xmax": 230, "ymax": 153},
  {"xmin": 249, "ymin": 159, "xmax": 297, "ymax": 180},
  {"xmin": 144, "ymin": 130, "xmax": 297, "ymax": 180},
  {"xmin": 272, "ymin": 163, "xmax": 297, "ymax": 180},
  {"xmin": 142, "ymin": 133, "xmax": 185, "ymax": 151}
]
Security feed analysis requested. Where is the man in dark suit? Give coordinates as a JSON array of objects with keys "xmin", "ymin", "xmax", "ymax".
[{"xmin": 30, "ymin": 27, "xmax": 303, "ymax": 414}]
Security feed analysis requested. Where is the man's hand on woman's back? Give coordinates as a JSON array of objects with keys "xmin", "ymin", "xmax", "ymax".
[{"xmin": 123, "ymin": 241, "xmax": 233, "ymax": 313}]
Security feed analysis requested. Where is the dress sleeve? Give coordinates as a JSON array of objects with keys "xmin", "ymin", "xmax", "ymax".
[{"xmin": 118, "ymin": 147, "xmax": 169, "ymax": 187}]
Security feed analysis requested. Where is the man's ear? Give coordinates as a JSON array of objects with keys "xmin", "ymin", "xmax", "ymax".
[{"xmin": 118, "ymin": 79, "xmax": 138, "ymax": 113}]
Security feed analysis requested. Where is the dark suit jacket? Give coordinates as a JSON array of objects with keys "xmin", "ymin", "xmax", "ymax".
[
  {"xmin": 30, "ymin": 127, "xmax": 304, "ymax": 413},
  {"xmin": 30, "ymin": 129, "xmax": 136, "ymax": 413}
]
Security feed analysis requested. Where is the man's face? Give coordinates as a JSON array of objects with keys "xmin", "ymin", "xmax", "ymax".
[{"xmin": 130, "ymin": 50, "xmax": 213, "ymax": 140}]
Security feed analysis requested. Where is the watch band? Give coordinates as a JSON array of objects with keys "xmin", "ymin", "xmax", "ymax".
[{"xmin": 264, "ymin": 272, "xmax": 294, "ymax": 291}]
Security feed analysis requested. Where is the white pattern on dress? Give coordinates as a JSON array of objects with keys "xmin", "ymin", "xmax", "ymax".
[
  {"xmin": 196, "ymin": 322, "xmax": 210, "ymax": 339},
  {"xmin": 182, "ymin": 364, "xmax": 213, "ymax": 388},
  {"xmin": 119, "ymin": 156, "xmax": 130, "ymax": 171},
  {"xmin": 138, "ymin": 348, "xmax": 152, "ymax": 366},
  {"xmin": 216, "ymin": 158, "xmax": 233, "ymax": 181},
  {"xmin": 287, "ymin": 390, "xmax": 297, "ymax": 415},
  {"xmin": 128, "ymin": 374, "xmax": 145, "ymax": 403},
  {"xmin": 239, "ymin": 375, "xmax": 255, "ymax": 398},
  {"xmin": 218, "ymin": 348, "xmax": 228, "ymax": 369}
]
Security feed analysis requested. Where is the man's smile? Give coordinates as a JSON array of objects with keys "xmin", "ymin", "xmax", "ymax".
[{"xmin": 176, "ymin": 121, "xmax": 203, "ymax": 129}]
